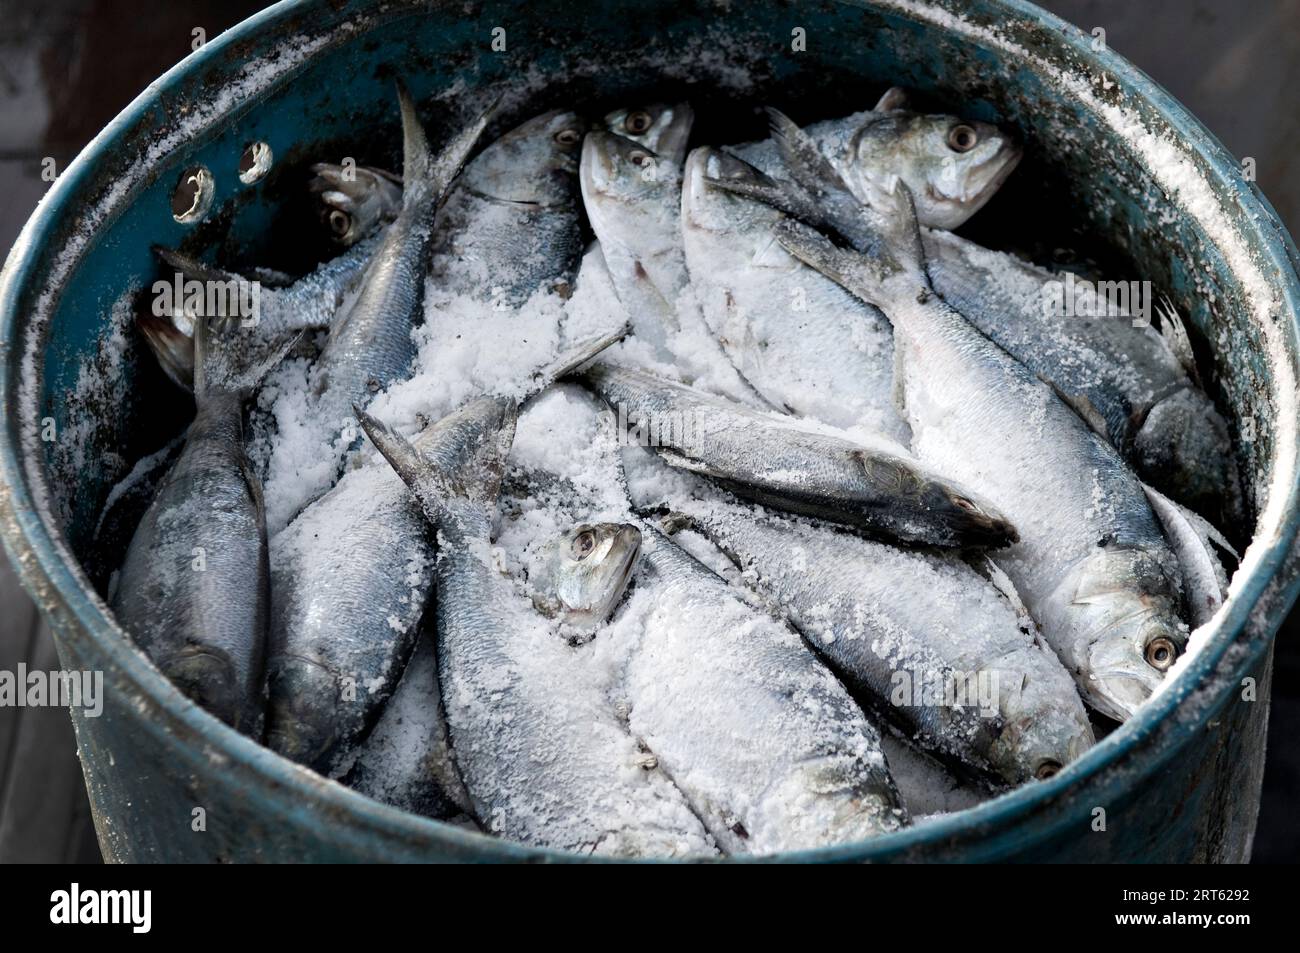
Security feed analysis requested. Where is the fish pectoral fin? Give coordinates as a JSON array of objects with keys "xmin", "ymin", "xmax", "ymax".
[
  {"xmin": 238, "ymin": 454, "xmax": 268, "ymax": 535},
  {"xmin": 1042, "ymin": 377, "xmax": 1112, "ymax": 444}
]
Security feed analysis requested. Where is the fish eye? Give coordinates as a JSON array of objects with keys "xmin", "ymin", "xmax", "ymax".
[
  {"xmin": 1144, "ymin": 636, "xmax": 1177, "ymax": 671},
  {"xmin": 328, "ymin": 209, "xmax": 351, "ymax": 236},
  {"xmin": 946, "ymin": 124, "xmax": 978, "ymax": 153},
  {"xmin": 571, "ymin": 529, "xmax": 597, "ymax": 560},
  {"xmin": 624, "ymin": 110, "xmax": 653, "ymax": 135},
  {"xmin": 554, "ymin": 128, "xmax": 582, "ymax": 146},
  {"xmin": 1034, "ymin": 760, "xmax": 1062, "ymax": 780},
  {"xmin": 629, "ymin": 149, "xmax": 653, "ymax": 168}
]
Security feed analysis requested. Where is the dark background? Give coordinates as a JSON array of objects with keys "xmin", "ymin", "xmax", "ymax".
[{"xmin": 0, "ymin": 0, "xmax": 1296, "ymax": 862}]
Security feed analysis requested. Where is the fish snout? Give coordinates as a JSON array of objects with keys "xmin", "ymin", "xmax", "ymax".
[
  {"xmin": 933, "ymin": 484, "xmax": 1019, "ymax": 548},
  {"xmin": 265, "ymin": 655, "xmax": 345, "ymax": 770}
]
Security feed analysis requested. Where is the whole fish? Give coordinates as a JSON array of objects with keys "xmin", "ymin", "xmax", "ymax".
[
  {"xmin": 113, "ymin": 315, "xmax": 295, "ymax": 731},
  {"xmin": 430, "ymin": 109, "xmax": 587, "ymax": 305},
  {"xmin": 615, "ymin": 526, "xmax": 907, "ymax": 853},
  {"xmin": 140, "ymin": 237, "xmax": 380, "ymax": 391},
  {"xmin": 266, "ymin": 332, "xmax": 624, "ymax": 774},
  {"xmin": 310, "ymin": 162, "xmax": 403, "ymax": 246},
  {"xmin": 775, "ymin": 178, "xmax": 1188, "ymax": 722},
  {"xmin": 732, "ymin": 87, "xmax": 1022, "ymax": 230},
  {"xmin": 581, "ymin": 362, "xmax": 1016, "ymax": 548},
  {"xmin": 358, "ymin": 404, "xmax": 717, "ymax": 858},
  {"xmin": 266, "ymin": 395, "xmax": 499, "ymax": 773},
  {"xmin": 264, "ymin": 84, "xmax": 493, "ymax": 530},
  {"xmin": 654, "ymin": 493, "xmax": 1094, "ymax": 785}
]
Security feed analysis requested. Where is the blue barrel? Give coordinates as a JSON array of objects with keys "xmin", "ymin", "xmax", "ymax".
[{"xmin": 1, "ymin": 0, "xmax": 1297, "ymax": 862}]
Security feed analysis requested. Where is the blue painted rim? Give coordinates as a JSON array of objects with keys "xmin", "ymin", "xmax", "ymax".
[{"xmin": 1, "ymin": 0, "xmax": 1298, "ymax": 862}]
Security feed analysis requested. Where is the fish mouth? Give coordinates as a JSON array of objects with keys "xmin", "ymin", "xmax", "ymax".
[{"xmin": 957, "ymin": 139, "xmax": 1023, "ymax": 215}]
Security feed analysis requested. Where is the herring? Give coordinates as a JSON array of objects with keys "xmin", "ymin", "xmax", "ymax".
[
  {"xmin": 265, "ymin": 330, "xmax": 625, "ymax": 774},
  {"xmin": 357, "ymin": 403, "xmax": 716, "ymax": 857},
  {"xmin": 654, "ymin": 494, "xmax": 1094, "ymax": 785},
  {"xmin": 582, "ymin": 107, "xmax": 773, "ymax": 406},
  {"xmin": 732, "ymin": 87, "xmax": 1021, "ymax": 230},
  {"xmin": 141, "ymin": 237, "xmax": 380, "ymax": 391},
  {"xmin": 113, "ymin": 315, "xmax": 297, "ymax": 731},
  {"xmin": 265, "ymin": 84, "xmax": 493, "ymax": 529},
  {"xmin": 580, "ymin": 362, "xmax": 1017, "ymax": 549},
  {"xmin": 774, "ymin": 176, "xmax": 1188, "ymax": 723}
]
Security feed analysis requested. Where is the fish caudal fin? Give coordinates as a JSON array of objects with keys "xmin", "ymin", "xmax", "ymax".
[
  {"xmin": 192, "ymin": 311, "xmax": 299, "ymax": 402},
  {"xmin": 137, "ymin": 313, "xmax": 196, "ymax": 393},
  {"xmin": 357, "ymin": 400, "xmax": 518, "ymax": 523},
  {"xmin": 396, "ymin": 80, "xmax": 497, "ymax": 209}
]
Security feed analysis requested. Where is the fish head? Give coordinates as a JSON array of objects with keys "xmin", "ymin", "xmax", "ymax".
[
  {"xmin": 602, "ymin": 102, "xmax": 695, "ymax": 165},
  {"xmin": 984, "ymin": 667, "xmax": 1096, "ymax": 785},
  {"xmin": 532, "ymin": 522, "xmax": 643, "ymax": 629},
  {"xmin": 310, "ymin": 163, "xmax": 402, "ymax": 246},
  {"xmin": 1051, "ymin": 546, "xmax": 1188, "ymax": 722},
  {"xmin": 844, "ymin": 109, "xmax": 1021, "ymax": 229},
  {"xmin": 682, "ymin": 146, "xmax": 785, "ymax": 239},
  {"xmin": 582, "ymin": 132, "xmax": 681, "ymax": 221},
  {"xmin": 462, "ymin": 109, "xmax": 588, "ymax": 206}
]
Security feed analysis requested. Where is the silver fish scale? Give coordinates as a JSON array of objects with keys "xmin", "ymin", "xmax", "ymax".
[
  {"xmin": 618, "ymin": 529, "xmax": 905, "ymax": 855},
  {"xmin": 682, "ymin": 153, "xmax": 907, "ymax": 440},
  {"xmin": 669, "ymin": 497, "xmax": 1094, "ymax": 784},
  {"xmin": 113, "ymin": 395, "xmax": 267, "ymax": 730},
  {"xmin": 922, "ymin": 229, "xmax": 1187, "ymax": 450},
  {"xmin": 433, "ymin": 501, "xmax": 716, "ymax": 858},
  {"xmin": 430, "ymin": 190, "xmax": 583, "ymax": 305}
]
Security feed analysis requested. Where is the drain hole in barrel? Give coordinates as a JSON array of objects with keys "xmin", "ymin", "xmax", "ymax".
[
  {"xmin": 171, "ymin": 165, "xmax": 214, "ymax": 223},
  {"xmin": 238, "ymin": 142, "xmax": 273, "ymax": 184}
]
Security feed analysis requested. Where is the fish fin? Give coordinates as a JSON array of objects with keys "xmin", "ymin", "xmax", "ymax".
[
  {"xmin": 890, "ymin": 333, "xmax": 908, "ymax": 417},
  {"xmin": 397, "ymin": 82, "xmax": 497, "ymax": 208},
  {"xmin": 657, "ymin": 102, "xmax": 696, "ymax": 167},
  {"xmin": 874, "ymin": 87, "xmax": 910, "ymax": 112},
  {"xmin": 193, "ymin": 312, "xmax": 301, "ymax": 401},
  {"xmin": 396, "ymin": 80, "xmax": 433, "ymax": 207},
  {"xmin": 775, "ymin": 179, "xmax": 926, "ymax": 308},
  {"xmin": 653, "ymin": 447, "xmax": 726, "ymax": 479},
  {"xmin": 1156, "ymin": 296, "xmax": 1201, "ymax": 386},
  {"xmin": 238, "ymin": 452, "xmax": 268, "ymax": 537},
  {"xmin": 765, "ymin": 107, "xmax": 847, "ymax": 195},
  {"xmin": 535, "ymin": 324, "xmax": 631, "ymax": 391},
  {"xmin": 137, "ymin": 313, "xmax": 196, "ymax": 392},
  {"xmin": 1043, "ymin": 378, "xmax": 1113, "ymax": 444},
  {"xmin": 357, "ymin": 402, "xmax": 518, "ymax": 518}
]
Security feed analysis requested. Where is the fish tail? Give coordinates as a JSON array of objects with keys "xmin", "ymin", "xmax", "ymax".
[
  {"xmin": 395, "ymin": 80, "xmax": 433, "ymax": 207},
  {"xmin": 396, "ymin": 81, "xmax": 496, "ymax": 209},
  {"xmin": 136, "ymin": 312, "xmax": 196, "ymax": 392},
  {"xmin": 357, "ymin": 400, "xmax": 518, "ymax": 521},
  {"xmin": 193, "ymin": 309, "xmax": 299, "ymax": 402}
]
